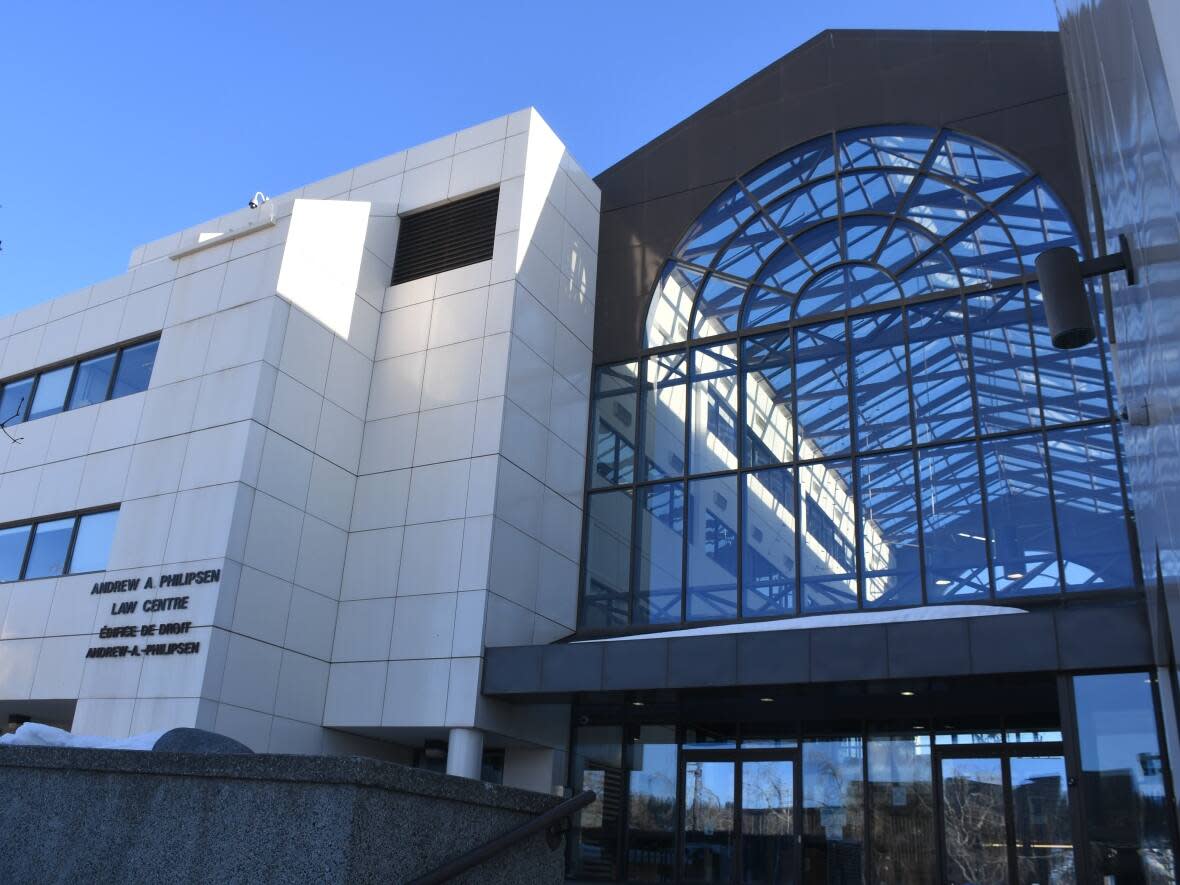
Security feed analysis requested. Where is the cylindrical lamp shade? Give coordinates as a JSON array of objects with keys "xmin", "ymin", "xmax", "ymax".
[{"xmin": 1035, "ymin": 247, "xmax": 1096, "ymax": 349}]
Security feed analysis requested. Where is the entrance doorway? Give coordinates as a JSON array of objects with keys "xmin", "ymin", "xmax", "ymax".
[
  {"xmin": 681, "ymin": 751, "xmax": 798, "ymax": 884},
  {"xmin": 936, "ymin": 739, "xmax": 1075, "ymax": 885}
]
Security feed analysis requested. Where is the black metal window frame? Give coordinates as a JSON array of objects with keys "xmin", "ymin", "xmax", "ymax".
[
  {"xmin": 0, "ymin": 505, "xmax": 121, "ymax": 583},
  {"xmin": 0, "ymin": 334, "xmax": 161, "ymax": 429},
  {"xmin": 576, "ymin": 125, "xmax": 1141, "ymax": 638}
]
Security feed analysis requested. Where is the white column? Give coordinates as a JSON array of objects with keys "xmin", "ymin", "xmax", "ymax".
[{"xmin": 446, "ymin": 727, "xmax": 484, "ymax": 779}]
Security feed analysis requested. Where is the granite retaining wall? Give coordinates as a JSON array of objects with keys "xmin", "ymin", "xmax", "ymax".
[{"xmin": 0, "ymin": 746, "xmax": 565, "ymax": 884}]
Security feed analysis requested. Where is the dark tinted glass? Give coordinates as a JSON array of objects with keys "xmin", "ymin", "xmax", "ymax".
[
  {"xmin": 802, "ymin": 739, "xmax": 865, "ymax": 881},
  {"xmin": 0, "ymin": 377, "xmax": 33, "ymax": 426},
  {"xmin": 1073, "ymin": 673, "xmax": 1174, "ymax": 882},
  {"xmin": 23, "ymin": 517, "xmax": 75, "ymax": 579},
  {"xmin": 68, "ymin": 352, "xmax": 116, "ymax": 410},
  {"xmin": 590, "ymin": 363, "xmax": 638, "ymax": 489},
  {"xmin": 569, "ymin": 725, "xmax": 624, "ymax": 880},
  {"xmin": 633, "ymin": 483, "xmax": 683, "ymax": 625},
  {"xmin": 919, "ymin": 444, "xmax": 989, "ymax": 601},
  {"xmin": 852, "ymin": 309, "xmax": 910, "ymax": 451},
  {"xmin": 686, "ymin": 474, "xmax": 738, "ymax": 621},
  {"xmin": 581, "ymin": 490, "xmax": 633, "ymax": 629},
  {"xmin": 868, "ymin": 736, "xmax": 936, "ymax": 885},
  {"xmin": 111, "ymin": 339, "xmax": 159, "ymax": 398},
  {"xmin": 907, "ymin": 297, "xmax": 974, "ymax": 443},
  {"xmin": 982, "ymin": 435, "xmax": 1060, "ymax": 596},
  {"xmin": 69, "ymin": 510, "xmax": 118, "ymax": 573},
  {"xmin": 627, "ymin": 726, "xmax": 677, "ymax": 881},
  {"xmin": 1048, "ymin": 424, "xmax": 1134, "ymax": 591},
  {"xmin": 0, "ymin": 525, "xmax": 31, "ymax": 581},
  {"xmin": 27, "ymin": 365, "xmax": 73, "ymax": 421}
]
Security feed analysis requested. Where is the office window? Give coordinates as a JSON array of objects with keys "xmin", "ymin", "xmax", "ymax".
[
  {"xmin": 68, "ymin": 352, "xmax": 117, "ymax": 410},
  {"xmin": 0, "ymin": 336, "xmax": 159, "ymax": 426},
  {"xmin": 23, "ymin": 517, "xmax": 76, "ymax": 579},
  {"xmin": 27, "ymin": 365, "xmax": 73, "ymax": 421},
  {"xmin": 0, "ymin": 509, "xmax": 119, "ymax": 582},
  {"xmin": 111, "ymin": 339, "xmax": 159, "ymax": 398}
]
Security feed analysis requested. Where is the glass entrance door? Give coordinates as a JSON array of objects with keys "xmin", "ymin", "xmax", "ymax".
[
  {"xmin": 681, "ymin": 754, "xmax": 798, "ymax": 884},
  {"xmin": 938, "ymin": 750, "xmax": 1075, "ymax": 885}
]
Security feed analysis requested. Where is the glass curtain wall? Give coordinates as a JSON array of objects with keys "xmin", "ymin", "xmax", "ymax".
[{"xmin": 581, "ymin": 126, "xmax": 1135, "ymax": 633}]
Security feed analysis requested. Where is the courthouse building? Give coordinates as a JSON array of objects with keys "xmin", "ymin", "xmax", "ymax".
[{"xmin": 3, "ymin": 18, "xmax": 1180, "ymax": 885}]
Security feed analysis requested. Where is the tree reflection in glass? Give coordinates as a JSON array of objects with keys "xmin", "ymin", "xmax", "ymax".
[{"xmin": 940, "ymin": 757, "xmax": 1008, "ymax": 885}]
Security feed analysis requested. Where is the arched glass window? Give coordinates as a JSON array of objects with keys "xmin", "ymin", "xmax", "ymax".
[{"xmin": 583, "ymin": 126, "xmax": 1136, "ymax": 632}]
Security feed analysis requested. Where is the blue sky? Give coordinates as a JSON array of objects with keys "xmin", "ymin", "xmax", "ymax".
[{"xmin": 0, "ymin": 1, "xmax": 1058, "ymax": 315}]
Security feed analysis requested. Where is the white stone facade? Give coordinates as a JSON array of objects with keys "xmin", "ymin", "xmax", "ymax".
[{"xmin": 0, "ymin": 109, "xmax": 597, "ymax": 776}]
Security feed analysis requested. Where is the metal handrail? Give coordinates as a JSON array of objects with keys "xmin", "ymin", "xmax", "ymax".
[{"xmin": 407, "ymin": 789, "xmax": 596, "ymax": 885}]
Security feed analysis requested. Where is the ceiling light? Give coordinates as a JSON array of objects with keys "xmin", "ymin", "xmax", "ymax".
[
  {"xmin": 900, "ymin": 690, "xmax": 916, "ymax": 697},
  {"xmin": 935, "ymin": 579, "xmax": 951, "ymax": 586},
  {"xmin": 913, "ymin": 725, "xmax": 926, "ymax": 730},
  {"xmin": 630, "ymin": 700, "xmax": 644, "ymax": 707},
  {"xmin": 1006, "ymin": 572, "xmax": 1024, "ymax": 579},
  {"xmin": 759, "ymin": 697, "xmax": 774, "ymax": 703}
]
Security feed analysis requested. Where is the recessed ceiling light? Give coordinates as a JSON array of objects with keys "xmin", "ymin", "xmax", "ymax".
[
  {"xmin": 935, "ymin": 579, "xmax": 951, "ymax": 586},
  {"xmin": 900, "ymin": 690, "xmax": 916, "ymax": 697},
  {"xmin": 1006, "ymin": 572, "xmax": 1024, "ymax": 579},
  {"xmin": 630, "ymin": 700, "xmax": 644, "ymax": 707},
  {"xmin": 913, "ymin": 724, "xmax": 926, "ymax": 730},
  {"xmin": 759, "ymin": 697, "xmax": 775, "ymax": 703}
]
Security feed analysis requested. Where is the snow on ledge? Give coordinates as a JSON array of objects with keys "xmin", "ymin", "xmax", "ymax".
[
  {"xmin": 0, "ymin": 722, "xmax": 164, "ymax": 750},
  {"xmin": 573, "ymin": 603, "xmax": 1026, "ymax": 644}
]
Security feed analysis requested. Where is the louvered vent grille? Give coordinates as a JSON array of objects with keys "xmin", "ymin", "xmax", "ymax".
[{"xmin": 390, "ymin": 188, "xmax": 499, "ymax": 285}]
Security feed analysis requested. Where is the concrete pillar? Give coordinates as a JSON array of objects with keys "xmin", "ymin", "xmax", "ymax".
[{"xmin": 446, "ymin": 727, "xmax": 484, "ymax": 780}]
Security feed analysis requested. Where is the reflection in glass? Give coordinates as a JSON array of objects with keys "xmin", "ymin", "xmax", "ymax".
[
  {"xmin": 27, "ymin": 365, "xmax": 73, "ymax": 421},
  {"xmin": 581, "ymin": 490, "xmax": 633, "ymax": 630},
  {"xmin": 982, "ymin": 434, "xmax": 1060, "ymax": 596},
  {"xmin": 642, "ymin": 352, "xmax": 687, "ymax": 480},
  {"xmin": 68, "ymin": 352, "xmax": 116, "ymax": 411},
  {"xmin": 0, "ymin": 525, "xmax": 31, "ymax": 582},
  {"xmin": 634, "ymin": 483, "xmax": 683, "ymax": 625},
  {"xmin": 802, "ymin": 739, "xmax": 864, "ymax": 884},
  {"xmin": 800, "ymin": 460, "xmax": 857, "ymax": 612},
  {"xmin": 687, "ymin": 475, "xmax": 738, "ymax": 621},
  {"xmin": 743, "ymin": 331, "xmax": 792, "ymax": 468},
  {"xmin": 1010, "ymin": 755, "xmax": 1075, "ymax": 885},
  {"xmin": 967, "ymin": 288, "xmax": 1040, "ymax": 435},
  {"xmin": 590, "ymin": 363, "xmax": 638, "ymax": 488},
  {"xmin": 1073, "ymin": 673, "xmax": 1176, "ymax": 883},
  {"xmin": 111, "ymin": 339, "xmax": 159, "ymax": 398},
  {"xmin": 868, "ymin": 736, "xmax": 936, "ymax": 885},
  {"xmin": 628, "ymin": 726, "xmax": 677, "ymax": 882},
  {"xmin": 569, "ymin": 725, "xmax": 624, "ymax": 880},
  {"xmin": 683, "ymin": 760, "xmax": 735, "ymax": 883},
  {"xmin": 1030, "ymin": 285, "xmax": 1110, "ymax": 426},
  {"xmin": 742, "ymin": 760, "xmax": 797, "ymax": 885},
  {"xmin": 23, "ymin": 517, "xmax": 74, "ymax": 580},
  {"xmin": 0, "ymin": 376, "xmax": 33, "ymax": 426},
  {"xmin": 743, "ymin": 468, "xmax": 796, "ymax": 617},
  {"xmin": 907, "ymin": 297, "xmax": 974, "ymax": 443},
  {"xmin": 860, "ymin": 452, "xmax": 921, "ymax": 608},
  {"xmin": 852, "ymin": 309, "xmax": 910, "ymax": 452},
  {"xmin": 69, "ymin": 510, "xmax": 119, "ymax": 574},
  {"xmin": 1048, "ymin": 424, "xmax": 1134, "ymax": 591},
  {"xmin": 794, "ymin": 322, "xmax": 849, "ymax": 460},
  {"xmin": 919, "ymin": 444, "xmax": 989, "ymax": 600},
  {"xmin": 940, "ymin": 757, "xmax": 1009, "ymax": 885},
  {"xmin": 691, "ymin": 344, "xmax": 739, "ymax": 475}
]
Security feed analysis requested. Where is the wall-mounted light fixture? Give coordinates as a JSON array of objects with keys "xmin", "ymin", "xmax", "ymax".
[{"xmin": 1036, "ymin": 235, "xmax": 1135, "ymax": 349}]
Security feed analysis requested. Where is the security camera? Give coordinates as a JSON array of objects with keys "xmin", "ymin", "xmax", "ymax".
[{"xmin": 248, "ymin": 191, "xmax": 269, "ymax": 210}]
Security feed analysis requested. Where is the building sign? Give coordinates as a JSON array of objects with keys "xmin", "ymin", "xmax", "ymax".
[{"xmin": 84, "ymin": 569, "xmax": 220, "ymax": 660}]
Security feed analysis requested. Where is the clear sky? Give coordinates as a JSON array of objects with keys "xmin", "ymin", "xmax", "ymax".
[{"xmin": 0, "ymin": 1, "xmax": 1058, "ymax": 315}]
